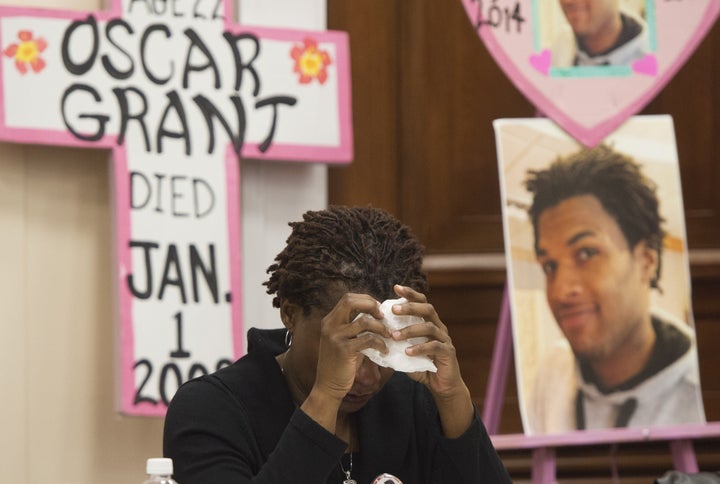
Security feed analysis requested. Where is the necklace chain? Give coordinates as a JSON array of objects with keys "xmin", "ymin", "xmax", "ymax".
[{"xmin": 339, "ymin": 453, "xmax": 356, "ymax": 484}]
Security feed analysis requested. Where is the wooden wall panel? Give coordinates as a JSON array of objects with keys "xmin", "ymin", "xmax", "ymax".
[
  {"xmin": 395, "ymin": 0, "xmax": 534, "ymax": 253},
  {"xmin": 327, "ymin": 0, "xmax": 402, "ymax": 214},
  {"xmin": 643, "ymin": 24, "xmax": 720, "ymax": 248}
]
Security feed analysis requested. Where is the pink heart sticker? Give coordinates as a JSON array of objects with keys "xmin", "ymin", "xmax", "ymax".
[
  {"xmin": 632, "ymin": 54, "xmax": 658, "ymax": 76},
  {"xmin": 462, "ymin": 1, "xmax": 720, "ymax": 146},
  {"xmin": 529, "ymin": 49, "xmax": 551, "ymax": 76}
]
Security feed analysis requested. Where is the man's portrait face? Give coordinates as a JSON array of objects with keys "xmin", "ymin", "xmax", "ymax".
[
  {"xmin": 559, "ymin": 0, "xmax": 620, "ymax": 37},
  {"xmin": 535, "ymin": 194, "xmax": 657, "ymax": 362}
]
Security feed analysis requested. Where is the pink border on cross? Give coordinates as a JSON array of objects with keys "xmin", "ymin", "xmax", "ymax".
[
  {"xmin": 112, "ymin": 146, "xmax": 137, "ymax": 414},
  {"xmin": 225, "ymin": 145, "xmax": 243, "ymax": 359}
]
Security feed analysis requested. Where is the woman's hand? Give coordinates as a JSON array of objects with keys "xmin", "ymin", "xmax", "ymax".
[
  {"xmin": 301, "ymin": 293, "xmax": 389, "ymax": 434},
  {"xmin": 390, "ymin": 285, "xmax": 474, "ymax": 437},
  {"xmin": 313, "ymin": 293, "xmax": 389, "ymax": 401}
]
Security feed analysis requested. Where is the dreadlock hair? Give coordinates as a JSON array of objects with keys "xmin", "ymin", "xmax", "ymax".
[
  {"xmin": 524, "ymin": 144, "xmax": 665, "ymax": 289},
  {"xmin": 264, "ymin": 205, "xmax": 428, "ymax": 315}
]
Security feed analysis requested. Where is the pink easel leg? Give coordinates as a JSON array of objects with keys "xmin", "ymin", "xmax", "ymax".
[
  {"xmin": 482, "ymin": 286, "xmax": 513, "ymax": 435},
  {"xmin": 670, "ymin": 439, "xmax": 699, "ymax": 473},
  {"xmin": 532, "ymin": 447, "xmax": 557, "ymax": 484}
]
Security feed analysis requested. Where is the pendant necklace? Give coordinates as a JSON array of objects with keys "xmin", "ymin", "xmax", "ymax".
[{"xmin": 340, "ymin": 452, "xmax": 357, "ymax": 484}]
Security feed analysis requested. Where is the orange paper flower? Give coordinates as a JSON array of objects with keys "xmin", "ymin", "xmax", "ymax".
[
  {"xmin": 3, "ymin": 30, "xmax": 47, "ymax": 74},
  {"xmin": 291, "ymin": 38, "xmax": 331, "ymax": 85}
]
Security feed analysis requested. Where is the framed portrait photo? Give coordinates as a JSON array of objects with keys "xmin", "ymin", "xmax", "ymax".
[{"xmin": 494, "ymin": 116, "xmax": 706, "ymax": 436}]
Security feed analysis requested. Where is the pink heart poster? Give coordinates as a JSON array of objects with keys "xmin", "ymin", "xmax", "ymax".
[{"xmin": 462, "ymin": 0, "xmax": 720, "ymax": 146}]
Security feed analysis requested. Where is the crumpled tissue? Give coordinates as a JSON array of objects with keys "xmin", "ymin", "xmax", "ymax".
[{"xmin": 359, "ymin": 297, "xmax": 438, "ymax": 373}]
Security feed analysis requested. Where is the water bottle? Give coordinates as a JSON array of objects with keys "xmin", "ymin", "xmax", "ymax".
[{"xmin": 143, "ymin": 458, "xmax": 178, "ymax": 484}]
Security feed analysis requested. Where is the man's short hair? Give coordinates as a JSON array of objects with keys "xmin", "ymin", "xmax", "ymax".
[{"xmin": 524, "ymin": 145, "xmax": 665, "ymax": 288}]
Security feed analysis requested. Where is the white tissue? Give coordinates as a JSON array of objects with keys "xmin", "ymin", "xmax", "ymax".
[{"xmin": 359, "ymin": 297, "xmax": 438, "ymax": 373}]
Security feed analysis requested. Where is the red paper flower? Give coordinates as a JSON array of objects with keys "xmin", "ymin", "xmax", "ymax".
[
  {"xmin": 3, "ymin": 30, "xmax": 47, "ymax": 74},
  {"xmin": 291, "ymin": 38, "xmax": 331, "ymax": 85}
]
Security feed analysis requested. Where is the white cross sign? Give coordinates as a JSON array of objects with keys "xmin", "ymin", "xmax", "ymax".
[{"xmin": 0, "ymin": 0, "xmax": 352, "ymax": 416}]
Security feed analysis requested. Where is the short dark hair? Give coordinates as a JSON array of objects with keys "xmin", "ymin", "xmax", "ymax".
[
  {"xmin": 264, "ymin": 205, "xmax": 428, "ymax": 314},
  {"xmin": 524, "ymin": 145, "xmax": 665, "ymax": 288}
]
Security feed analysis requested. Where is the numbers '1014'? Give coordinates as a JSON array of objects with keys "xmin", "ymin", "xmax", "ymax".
[{"xmin": 472, "ymin": 0, "xmax": 526, "ymax": 33}]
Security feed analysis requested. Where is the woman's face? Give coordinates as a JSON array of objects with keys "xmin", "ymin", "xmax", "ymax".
[{"xmin": 285, "ymin": 288, "xmax": 395, "ymax": 415}]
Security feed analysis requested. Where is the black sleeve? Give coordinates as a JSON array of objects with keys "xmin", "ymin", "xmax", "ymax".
[
  {"xmin": 433, "ymin": 406, "xmax": 512, "ymax": 483},
  {"xmin": 163, "ymin": 377, "xmax": 348, "ymax": 484}
]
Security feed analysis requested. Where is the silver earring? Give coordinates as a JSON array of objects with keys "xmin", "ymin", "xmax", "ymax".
[{"xmin": 285, "ymin": 330, "xmax": 293, "ymax": 348}]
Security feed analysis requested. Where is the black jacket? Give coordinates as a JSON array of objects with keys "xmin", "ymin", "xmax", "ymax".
[{"xmin": 163, "ymin": 328, "xmax": 510, "ymax": 483}]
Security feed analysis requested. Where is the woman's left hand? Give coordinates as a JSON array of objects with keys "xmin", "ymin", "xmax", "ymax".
[{"xmin": 390, "ymin": 284, "xmax": 474, "ymax": 437}]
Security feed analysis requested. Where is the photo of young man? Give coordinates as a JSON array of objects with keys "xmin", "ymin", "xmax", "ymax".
[
  {"xmin": 494, "ymin": 117, "xmax": 706, "ymax": 435},
  {"xmin": 544, "ymin": 0, "xmax": 651, "ymax": 67}
]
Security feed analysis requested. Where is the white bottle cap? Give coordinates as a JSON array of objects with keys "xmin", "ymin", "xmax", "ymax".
[{"xmin": 147, "ymin": 458, "xmax": 173, "ymax": 475}]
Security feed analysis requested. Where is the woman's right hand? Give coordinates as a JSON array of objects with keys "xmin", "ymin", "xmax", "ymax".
[
  {"xmin": 313, "ymin": 293, "xmax": 389, "ymax": 401},
  {"xmin": 301, "ymin": 293, "xmax": 389, "ymax": 432}
]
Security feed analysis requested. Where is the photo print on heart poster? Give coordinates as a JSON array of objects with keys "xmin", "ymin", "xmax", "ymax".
[{"xmin": 462, "ymin": 0, "xmax": 720, "ymax": 147}]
